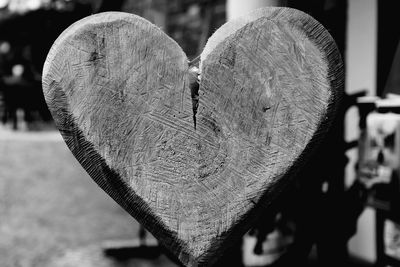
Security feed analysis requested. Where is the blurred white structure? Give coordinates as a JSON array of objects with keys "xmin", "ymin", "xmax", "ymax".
[{"xmin": 227, "ymin": 0, "xmax": 287, "ymax": 20}]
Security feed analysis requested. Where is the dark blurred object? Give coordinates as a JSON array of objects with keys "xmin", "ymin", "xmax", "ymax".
[
  {"xmin": 167, "ymin": 0, "xmax": 226, "ymax": 58},
  {"xmin": 0, "ymin": 69, "xmax": 50, "ymax": 129},
  {"xmin": 0, "ymin": 0, "xmax": 93, "ymax": 129},
  {"xmin": 382, "ymin": 39, "xmax": 400, "ymax": 97},
  {"xmin": 0, "ymin": 0, "xmax": 226, "ymax": 130},
  {"xmin": 124, "ymin": 0, "xmax": 226, "ymax": 59},
  {"xmin": 378, "ymin": 2, "xmax": 400, "ymax": 97}
]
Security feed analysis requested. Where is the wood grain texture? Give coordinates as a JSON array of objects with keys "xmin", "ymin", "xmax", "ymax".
[{"xmin": 42, "ymin": 8, "xmax": 343, "ymax": 267}]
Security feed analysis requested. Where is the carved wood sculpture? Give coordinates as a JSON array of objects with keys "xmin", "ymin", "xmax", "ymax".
[{"xmin": 42, "ymin": 7, "xmax": 343, "ymax": 267}]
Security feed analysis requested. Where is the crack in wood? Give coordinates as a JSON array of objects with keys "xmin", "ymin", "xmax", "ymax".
[{"xmin": 188, "ymin": 61, "xmax": 200, "ymax": 130}]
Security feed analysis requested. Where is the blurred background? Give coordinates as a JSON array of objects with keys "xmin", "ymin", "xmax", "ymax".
[{"xmin": 1, "ymin": 0, "xmax": 400, "ymax": 266}]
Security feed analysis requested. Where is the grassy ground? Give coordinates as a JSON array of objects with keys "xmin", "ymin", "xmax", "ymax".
[{"xmin": 0, "ymin": 134, "xmax": 175, "ymax": 267}]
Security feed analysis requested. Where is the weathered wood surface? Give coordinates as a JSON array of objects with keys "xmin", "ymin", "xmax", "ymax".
[{"xmin": 42, "ymin": 8, "xmax": 343, "ymax": 267}]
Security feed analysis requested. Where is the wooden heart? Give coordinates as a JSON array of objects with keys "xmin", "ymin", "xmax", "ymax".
[{"xmin": 42, "ymin": 7, "xmax": 343, "ymax": 267}]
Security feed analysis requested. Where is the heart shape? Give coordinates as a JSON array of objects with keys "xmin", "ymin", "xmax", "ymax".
[{"xmin": 42, "ymin": 7, "xmax": 343, "ymax": 266}]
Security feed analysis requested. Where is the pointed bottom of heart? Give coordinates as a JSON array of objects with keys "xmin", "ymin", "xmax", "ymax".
[{"xmin": 47, "ymin": 86, "xmax": 265, "ymax": 266}]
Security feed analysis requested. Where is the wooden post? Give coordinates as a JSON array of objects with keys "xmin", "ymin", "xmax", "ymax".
[
  {"xmin": 227, "ymin": 0, "xmax": 287, "ymax": 20},
  {"xmin": 42, "ymin": 8, "xmax": 343, "ymax": 267}
]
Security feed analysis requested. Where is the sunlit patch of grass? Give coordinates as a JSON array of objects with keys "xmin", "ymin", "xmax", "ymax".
[{"xmin": 0, "ymin": 139, "xmax": 138, "ymax": 267}]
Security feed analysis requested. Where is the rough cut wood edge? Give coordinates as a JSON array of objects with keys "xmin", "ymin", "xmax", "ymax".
[
  {"xmin": 198, "ymin": 7, "xmax": 344, "ymax": 265},
  {"xmin": 42, "ymin": 11, "xmax": 192, "ymax": 266}
]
